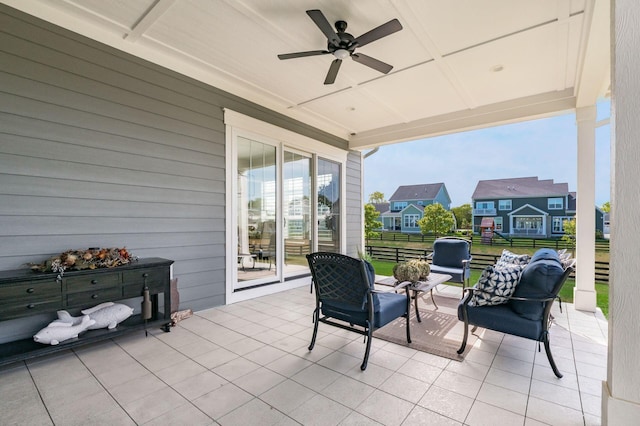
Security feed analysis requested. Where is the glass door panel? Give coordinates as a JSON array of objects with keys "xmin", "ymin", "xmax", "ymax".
[
  {"xmin": 237, "ymin": 137, "xmax": 277, "ymax": 286},
  {"xmin": 283, "ymin": 150, "xmax": 312, "ymax": 274},
  {"xmin": 317, "ymin": 158, "xmax": 341, "ymax": 253}
]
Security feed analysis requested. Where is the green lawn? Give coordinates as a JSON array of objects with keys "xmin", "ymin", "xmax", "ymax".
[{"xmin": 369, "ymin": 259, "xmax": 609, "ymax": 318}]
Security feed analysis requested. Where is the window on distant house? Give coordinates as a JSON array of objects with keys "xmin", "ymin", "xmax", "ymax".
[
  {"xmin": 548, "ymin": 198, "xmax": 563, "ymax": 210},
  {"xmin": 404, "ymin": 214, "xmax": 420, "ymax": 228},
  {"xmin": 494, "ymin": 217, "xmax": 503, "ymax": 231},
  {"xmin": 476, "ymin": 201, "xmax": 494, "ymax": 210},
  {"xmin": 394, "ymin": 201, "xmax": 407, "ymax": 211},
  {"xmin": 498, "ymin": 200, "xmax": 512, "ymax": 210},
  {"xmin": 417, "ymin": 200, "xmax": 423, "ymax": 205},
  {"xmin": 552, "ymin": 216, "xmax": 571, "ymax": 233}
]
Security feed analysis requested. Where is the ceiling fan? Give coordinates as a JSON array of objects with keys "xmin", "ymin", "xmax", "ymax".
[{"xmin": 277, "ymin": 9, "xmax": 402, "ymax": 85}]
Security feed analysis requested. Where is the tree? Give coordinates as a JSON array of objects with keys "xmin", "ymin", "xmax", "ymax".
[
  {"xmin": 417, "ymin": 203, "xmax": 455, "ymax": 237},
  {"xmin": 364, "ymin": 204, "xmax": 383, "ymax": 242},
  {"xmin": 601, "ymin": 201, "xmax": 610, "ymax": 213},
  {"xmin": 368, "ymin": 191, "xmax": 386, "ymax": 204},
  {"xmin": 451, "ymin": 204, "xmax": 472, "ymax": 229},
  {"xmin": 561, "ymin": 218, "xmax": 576, "ymax": 249}
]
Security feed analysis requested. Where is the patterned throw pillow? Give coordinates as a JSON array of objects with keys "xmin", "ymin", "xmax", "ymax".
[
  {"xmin": 497, "ymin": 249, "xmax": 530, "ymax": 267},
  {"xmin": 470, "ymin": 262, "xmax": 525, "ymax": 306}
]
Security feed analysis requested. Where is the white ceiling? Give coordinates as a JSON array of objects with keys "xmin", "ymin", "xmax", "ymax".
[{"xmin": 3, "ymin": 0, "xmax": 610, "ymax": 149}]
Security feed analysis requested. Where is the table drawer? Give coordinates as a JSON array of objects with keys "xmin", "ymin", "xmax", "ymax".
[
  {"xmin": 64, "ymin": 273, "xmax": 120, "ymax": 293},
  {"xmin": 0, "ymin": 280, "xmax": 60, "ymax": 300},
  {"xmin": 66, "ymin": 287, "xmax": 121, "ymax": 308},
  {"xmin": 122, "ymin": 268, "xmax": 165, "ymax": 297},
  {"xmin": 122, "ymin": 268, "xmax": 165, "ymax": 285},
  {"xmin": 0, "ymin": 297, "xmax": 62, "ymax": 321}
]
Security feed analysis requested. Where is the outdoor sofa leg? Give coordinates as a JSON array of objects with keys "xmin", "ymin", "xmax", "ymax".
[
  {"xmin": 543, "ymin": 333, "xmax": 563, "ymax": 378},
  {"xmin": 308, "ymin": 307, "xmax": 319, "ymax": 351},
  {"xmin": 361, "ymin": 321, "xmax": 373, "ymax": 371},
  {"xmin": 406, "ymin": 290, "xmax": 412, "ymax": 343},
  {"xmin": 457, "ymin": 319, "xmax": 468, "ymax": 354},
  {"xmin": 457, "ymin": 302, "xmax": 469, "ymax": 355}
]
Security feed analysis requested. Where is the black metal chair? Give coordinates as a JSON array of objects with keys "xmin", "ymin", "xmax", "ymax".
[
  {"xmin": 457, "ymin": 249, "xmax": 574, "ymax": 378},
  {"xmin": 306, "ymin": 252, "xmax": 411, "ymax": 370},
  {"xmin": 427, "ymin": 237, "xmax": 472, "ymax": 294}
]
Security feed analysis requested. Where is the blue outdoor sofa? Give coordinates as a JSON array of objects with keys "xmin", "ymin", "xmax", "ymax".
[{"xmin": 457, "ymin": 248, "xmax": 575, "ymax": 378}]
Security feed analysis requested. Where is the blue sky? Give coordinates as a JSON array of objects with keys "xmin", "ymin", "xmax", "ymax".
[{"xmin": 364, "ymin": 101, "xmax": 611, "ymax": 208}]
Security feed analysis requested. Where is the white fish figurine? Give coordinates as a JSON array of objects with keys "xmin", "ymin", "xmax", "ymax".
[
  {"xmin": 56, "ymin": 302, "xmax": 134, "ymax": 330},
  {"xmin": 33, "ymin": 315, "xmax": 95, "ymax": 345}
]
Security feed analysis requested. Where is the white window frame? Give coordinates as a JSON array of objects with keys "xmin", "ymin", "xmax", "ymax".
[
  {"xmin": 494, "ymin": 217, "xmax": 503, "ymax": 231},
  {"xmin": 395, "ymin": 201, "xmax": 408, "ymax": 211},
  {"xmin": 224, "ymin": 109, "xmax": 348, "ymax": 304},
  {"xmin": 552, "ymin": 216, "xmax": 572, "ymax": 233},
  {"xmin": 498, "ymin": 199, "xmax": 512, "ymax": 210},
  {"xmin": 404, "ymin": 214, "xmax": 420, "ymax": 228},
  {"xmin": 548, "ymin": 197, "xmax": 563, "ymax": 210},
  {"xmin": 476, "ymin": 201, "xmax": 495, "ymax": 210}
]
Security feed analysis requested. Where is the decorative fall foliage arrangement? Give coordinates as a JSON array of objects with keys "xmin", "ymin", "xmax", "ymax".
[{"xmin": 30, "ymin": 247, "xmax": 137, "ymax": 276}]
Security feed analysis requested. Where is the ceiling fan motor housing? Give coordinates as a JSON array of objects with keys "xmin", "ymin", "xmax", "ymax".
[{"xmin": 329, "ymin": 21, "xmax": 355, "ymax": 54}]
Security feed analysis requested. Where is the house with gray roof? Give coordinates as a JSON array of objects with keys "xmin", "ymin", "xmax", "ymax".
[
  {"xmin": 471, "ymin": 177, "xmax": 604, "ymax": 238},
  {"xmin": 378, "ymin": 183, "xmax": 451, "ymax": 233}
]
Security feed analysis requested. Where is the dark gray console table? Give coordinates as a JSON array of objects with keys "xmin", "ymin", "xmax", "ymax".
[{"xmin": 0, "ymin": 257, "xmax": 173, "ymax": 366}]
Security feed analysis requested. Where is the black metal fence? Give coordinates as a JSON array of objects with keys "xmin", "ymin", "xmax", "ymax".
[
  {"xmin": 364, "ymin": 245, "xmax": 610, "ymax": 283},
  {"xmin": 368, "ymin": 232, "xmax": 610, "ymax": 252}
]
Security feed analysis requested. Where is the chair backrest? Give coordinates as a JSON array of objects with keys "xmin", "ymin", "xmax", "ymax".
[
  {"xmin": 431, "ymin": 237, "xmax": 471, "ymax": 268},
  {"xmin": 510, "ymin": 250, "xmax": 574, "ymax": 321},
  {"xmin": 306, "ymin": 252, "xmax": 370, "ymax": 310}
]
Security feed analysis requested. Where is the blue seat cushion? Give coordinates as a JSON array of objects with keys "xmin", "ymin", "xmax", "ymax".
[
  {"xmin": 458, "ymin": 301, "xmax": 544, "ymax": 341},
  {"xmin": 322, "ymin": 292, "xmax": 407, "ymax": 329},
  {"xmin": 510, "ymin": 259, "xmax": 564, "ymax": 321},
  {"xmin": 432, "ymin": 239, "xmax": 470, "ymax": 268}
]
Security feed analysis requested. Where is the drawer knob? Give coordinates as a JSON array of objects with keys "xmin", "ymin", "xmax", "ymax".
[
  {"xmin": 27, "ymin": 304, "xmax": 35, "ymax": 309},
  {"xmin": 91, "ymin": 294, "xmax": 98, "ymax": 299},
  {"xmin": 91, "ymin": 280, "xmax": 98, "ymax": 285},
  {"xmin": 26, "ymin": 288, "xmax": 35, "ymax": 294}
]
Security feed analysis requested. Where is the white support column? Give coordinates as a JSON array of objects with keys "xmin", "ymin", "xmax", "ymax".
[
  {"xmin": 573, "ymin": 106, "xmax": 597, "ymax": 312},
  {"xmin": 603, "ymin": 1, "xmax": 640, "ymax": 424}
]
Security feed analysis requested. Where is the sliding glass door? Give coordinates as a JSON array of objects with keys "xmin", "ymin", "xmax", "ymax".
[
  {"xmin": 236, "ymin": 137, "xmax": 277, "ymax": 288},
  {"xmin": 231, "ymin": 126, "xmax": 343, "ymax": 292},
  {"xmin": 283, "ymin": 150, "xmax": 312, "ymax": 273},
  {"xmin": 317, "ymin": 158, "xmax": 340, "ymax": 253}
]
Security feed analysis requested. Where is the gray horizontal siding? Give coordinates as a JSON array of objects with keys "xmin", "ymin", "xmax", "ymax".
[
  {"xmin": 0, "ymin": 5, "xmax": 353, "ymax": 342},
  {"xmin": 345, "ymin": 151, "xmax": 363, "ymax": 257}
]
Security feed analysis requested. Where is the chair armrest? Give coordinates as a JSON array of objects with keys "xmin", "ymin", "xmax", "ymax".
[
  {"xmin": 508, "ymin": 295, "xmax": 563, "ymax": 313},
  {"xmin": 371, "ymin": 281, "xmax": 410, "ymax": 294},
  {"xmin": 508, "ymin": 295, "xmax": 555, "ymax": 303},
  {"xmin": 459, "ymin": 286, "xmax": 476, "ymax": 305}
]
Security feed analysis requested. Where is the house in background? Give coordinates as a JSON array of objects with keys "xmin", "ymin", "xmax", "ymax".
[
  {"xmin": 370, "ymin": 202, "xmax": 390, "ymax": 231},
  {"xmin": 378, "ymin": 183, "xmax": 451, "ymax": 233},
  {"xmin": 471, "ymin": 177, "xmax": 604, "ymax": 238}
]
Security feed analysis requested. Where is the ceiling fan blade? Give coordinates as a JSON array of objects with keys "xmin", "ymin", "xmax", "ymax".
[
  {"xmin": 351, "ymin": 53, "xmax": 393, "ymax": 74},
  {"xmin": 324, "ymin": 59, "xmax": 342, "ymax": 85},
  {"xmin": 278, "ymin": 50, "xmax": 329, "ymax": 60},
  {"xmin": 306, "ymin": 9, "xmax": 341, "ymax": 45},
  {"xmin": 353, "ymin": 19, "xmax": 402, "ymax": 48}
]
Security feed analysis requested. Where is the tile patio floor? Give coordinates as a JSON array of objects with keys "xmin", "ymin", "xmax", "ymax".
[{"xmin": 0, "ymin": 280, "xmax": 608, "ymax": 425}]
